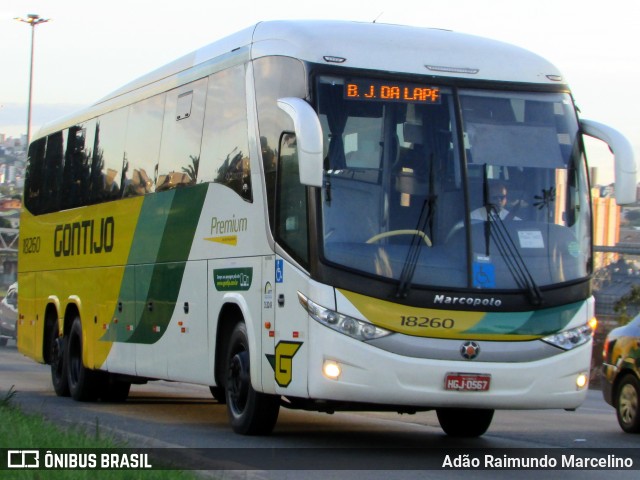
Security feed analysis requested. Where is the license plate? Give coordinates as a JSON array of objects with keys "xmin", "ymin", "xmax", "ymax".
[{"xmin": 445, "ymin": 373, "xmax": 491, "ymax": 391}]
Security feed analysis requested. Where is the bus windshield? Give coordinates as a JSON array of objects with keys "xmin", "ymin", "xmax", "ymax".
[{"xmin": 316, "ymin": 77, "xmax": 591, "ymax": 293}]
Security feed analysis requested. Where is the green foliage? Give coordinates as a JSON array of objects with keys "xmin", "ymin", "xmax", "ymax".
[
  {"xmin": 614, "ymin": 284, "xmax": 640, "ymax": 325},
  {"xmin": 1, "ymin": 385, "xmax": 17, "ymax": 406},
  {"xmin": 181, "ymin": 155, "xmax": 200, "ymax": 183},
  {"xmin": 0, "ymin": 393, "xmax": 199, "ymax": 480}
]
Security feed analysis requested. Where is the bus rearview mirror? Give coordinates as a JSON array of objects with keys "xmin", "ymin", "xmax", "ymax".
[
  {"xmin": 277, "ymin": 97, "xmax": 324, "ymax": 187},
  {"xmin": 581, "ymin": 119, "xmax": 638, "ymax": 205}
]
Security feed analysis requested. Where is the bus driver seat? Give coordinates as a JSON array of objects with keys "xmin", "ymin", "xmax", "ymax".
[{"xmin": 395, "ymin": 123, "xmax": 429, "ymax": 199}]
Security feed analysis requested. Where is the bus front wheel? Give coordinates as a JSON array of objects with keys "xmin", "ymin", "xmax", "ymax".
[
  {"xmin": 436, "ymin": 407, "xmax": 494, "ymax": 437},
  {"xmin": 209, "ymin": 386, "xmax": 226, "ymax": 404},
  {"xmin": 225, "ymin": 322, "xmax": 280, "ymax": 435}
]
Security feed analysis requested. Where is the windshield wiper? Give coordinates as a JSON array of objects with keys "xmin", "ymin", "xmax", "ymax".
[
  {"xmin": 479, "ymin": 167, "xmax": 542, "ymax": 306},
  {"xmin": 396, "ymin": 156, "xmax": 436, "ymax": 299},
  {"xmin": 486, "ymin": 206, "xmax": 543, "ymax": 306},
  {"xmin": 395, "ymin": 196, "xmax": 436, "ymax": 298}
]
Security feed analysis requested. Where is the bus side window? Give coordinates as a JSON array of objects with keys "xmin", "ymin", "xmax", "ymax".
[
  {"xmin": 275, "ymin": 133, "xmax": 309, "ymax": 267},
  {"xmin": 200, "ymin": 64, "xmax": 252, "ymax": 201},
  {"xmin": 40, "ymin": 130, "xmax": 66, "ymax": 213},
  {"xmin": 24, "ymin": 138, "xmax": 46, "ymax": 214},
  {"xmin": 157, "ymin": 78, "xmax": 207, "ymax": 190},
  {"xmin": 88, "ymin": 109, "xmax": 129, "ymax": 203},
  {"xmin": 254, "ymin": 56, "xmax": 307, "ymax": 229},
  {"xmin": 61, "ymin": 125, "xmax": 89, "ymax": 210},
  {"xmin": 122, "ymin": 93, "xmax": 165, "ymax": 197}
]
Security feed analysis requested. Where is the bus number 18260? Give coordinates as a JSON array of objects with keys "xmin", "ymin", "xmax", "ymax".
[{"xmin": 400, "ymin": 316, "xmax": 454, "ymax": 329}]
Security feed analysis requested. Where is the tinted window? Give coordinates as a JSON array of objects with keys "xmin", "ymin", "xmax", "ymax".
[
  {"xmin": 41, "ymin": 130, "xmax": 66, "ymax": 213},
  {"xmin": 254, "ymin": 56, "xmax": 307, "ymax": 230},
  {"xmin": 87, "ymin": 109, "xmax": 129, "ymax": 203},
  {"xmin": 23, "ymin": 73, "xmax": 234, "ymax": 215},
  {"xmin": 61, "ymin": 125, "xmax": 90, "ymax": 209},
  {"xmin": 123, "ymin": 94, "xmax": 165, "ymax": 197},
  {"xmin": 24, "ymin": 138, "xmax": 46, "ymax": 214},
  {"xmin": 157, "ymin": 78, "xmax": 207, "ymax": 191},
  {"xmin": 201, "ymin": 64, "xmax": 252, "ymax": 201},
  {"xmin": 276, "ymin": 133, "xmax": 308, "ymax": 266}
]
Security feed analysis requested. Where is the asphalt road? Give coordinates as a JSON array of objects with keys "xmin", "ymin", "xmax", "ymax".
[{"xmin": 1, "ymin": 340, "xmax": 638, "ymax": 479}]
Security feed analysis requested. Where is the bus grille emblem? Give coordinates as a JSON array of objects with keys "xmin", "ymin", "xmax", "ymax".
[{"xmin": 460, "ymin": 341, "xmax": 480, "ymax": 360}]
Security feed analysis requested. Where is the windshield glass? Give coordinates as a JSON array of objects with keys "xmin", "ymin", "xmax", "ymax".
[
  {"xmin": 459, "ymin": 90, "xmax": 591, "ymax": 290},
  {"xmin": 317, "ymin": 77, "xmax": 590, "ymax": 293}
]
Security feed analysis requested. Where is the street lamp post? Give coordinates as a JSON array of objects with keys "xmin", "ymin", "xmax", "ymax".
[{"xmin": 15, "ymin": 14, "xmax": 50, "ymax": 146}]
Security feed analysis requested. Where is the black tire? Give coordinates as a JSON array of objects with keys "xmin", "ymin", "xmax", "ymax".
[
  {"xmin": 616, "ymin": 374, "xmax": 640, "ymax": 433},
  {"xmin": 49, "ymin": 320, "xmax": 70, "ymax": 397},
  {"xmin": 436, "ymin": 408, "xmax": 494, "ymax": 437},
  {"xmin": 225, "ymin": 322, "xmax": 280, "ymax": 435},
  {"xmin": 66, "ymin": 317, "xmax": 99, "ymax": 401},
  {"xmin": 209, "ymin": 386, "xmax": 226, "ymax": 404},
  {"xmin": 99, "ymin": 373, "xmax": 131, "ymax": 403}
]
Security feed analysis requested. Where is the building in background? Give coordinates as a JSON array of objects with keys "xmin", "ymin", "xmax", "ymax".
[{"xmin": 592, "ymin": 187, "xmax": 621, "ymax": 269}]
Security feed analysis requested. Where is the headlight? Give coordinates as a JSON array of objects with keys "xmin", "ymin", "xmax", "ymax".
[
  {"xmin": 298, "ymin": 292, "xmax": 392, "ymax": 342},
  {"xmin": 541, "ymin": 324, "xmax": 592, "ymax": 350}
]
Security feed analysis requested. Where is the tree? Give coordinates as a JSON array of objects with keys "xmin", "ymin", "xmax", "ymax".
[
  {"xmin": 623, "ymin": 209, "xmax": 640, "ymax": 227},
  {"xmin": 182, "ymin": 155, "xmax": 200, "ymax": 184},
  {"xmin": 614, "ymin": 284, "xmax": 640, "ymax": 325}
]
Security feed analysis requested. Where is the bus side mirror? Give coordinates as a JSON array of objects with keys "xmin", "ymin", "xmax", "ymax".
[
  {"xmin": 277, "ymin": 97, "xmax": 324, "ymax": 187},
  {"xmin": 580, "ymin": 119, "xmax": 638, "ymax": 205}
]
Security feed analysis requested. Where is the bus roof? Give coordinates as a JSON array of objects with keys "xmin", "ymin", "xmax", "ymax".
[
  {"xmin": 251, "ymin": 20, "xmax": 564, "ymax": 84},
  {"xmin": 107, "ymin": 20, "xmax": 566, "ymax": 100},
  {"xmin": 35, "ymin": 20, "xmax": 566, "ymax": 139}
]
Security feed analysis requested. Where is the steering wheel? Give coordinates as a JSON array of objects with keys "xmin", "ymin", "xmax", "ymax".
[{"xmin": 366, "ymin": 230, "xmax": 432, "ymax": 247}]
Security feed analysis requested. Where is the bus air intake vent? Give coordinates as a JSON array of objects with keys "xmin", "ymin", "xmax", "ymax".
[{"xmin": 425, "ymin": 65, "xmax": 479, "ymax": 75}]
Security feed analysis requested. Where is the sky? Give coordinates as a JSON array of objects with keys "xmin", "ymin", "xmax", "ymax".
[{"xmin": 1, "ymin": 0, "xmax": 638, "ymax": 184}]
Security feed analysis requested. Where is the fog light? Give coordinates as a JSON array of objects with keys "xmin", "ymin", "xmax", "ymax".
[
  {"xmin": 576, "ymin": 373, "xmax": 588, "ymax": 389},
  {"xmin": 323, "ymin": 360, "xmax": 341, "ymax": 380}
]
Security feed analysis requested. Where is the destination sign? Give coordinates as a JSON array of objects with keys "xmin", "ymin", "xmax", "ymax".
[{"xmin": 345, "ymin": 79, "xmax": 441, "ymax": 104}]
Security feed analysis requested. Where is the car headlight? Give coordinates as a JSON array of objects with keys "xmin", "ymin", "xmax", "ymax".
[
  {"xmin": 298, "ymin": 292, "xmax": 392, "ymax": 342},
  {"xmin": 541, "ymin": 324, "xmax": 592, "ymax": 350}
]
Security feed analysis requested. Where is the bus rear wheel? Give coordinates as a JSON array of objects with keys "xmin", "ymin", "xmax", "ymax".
[
  {"xmin": 66, "ymin": 317, "xmax": 99, "ymax": 401},
  {"xmin": 49, "ymin": 320, "xmax": 70, "ymax": 397},
  {"xmin": 225, "ymin": 322, "xmax": 280, "ymax": 435},
  {"xmin": 436, "ymin": 408, "xmax": 494, "ymax": 437}
]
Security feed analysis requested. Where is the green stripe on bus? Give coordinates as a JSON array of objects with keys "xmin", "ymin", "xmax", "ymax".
[
  {"xmin": 102, "ymin": 184, "xmax": 208, "ymax": 344},
  {"xmin": 128, "ymin": 190, "xmax": 176, "ymax": 264},
  {"xmin": 128, "ymin": 184, "xmax": 208, "ymax": 344},
  {"xmin": 462, "ymin": 302, "xmax": 582, "ymax": 337}
]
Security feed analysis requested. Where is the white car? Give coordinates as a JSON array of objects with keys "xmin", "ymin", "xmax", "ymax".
[{"xmin": 0, "ymin": 282, "xmax": 17, "ymax": 346}]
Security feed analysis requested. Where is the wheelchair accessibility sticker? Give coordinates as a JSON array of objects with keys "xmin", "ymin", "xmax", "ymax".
[
  {"xmin": 473, "ymin": 261, "xmax": 495, "ymax": 288},
  {"xmin": 275, "ymin": 259, "xmax": 284, "ymax": 283}
]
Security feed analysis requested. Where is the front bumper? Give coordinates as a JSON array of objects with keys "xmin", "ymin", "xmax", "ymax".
[{"xmin": 307, "ymin": 320, "xmax": 591, "ymax": 410}]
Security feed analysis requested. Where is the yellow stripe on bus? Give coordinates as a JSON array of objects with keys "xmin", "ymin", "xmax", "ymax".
[{"xmin": 339, "ymin": 289, "xmax": 540, "ymax": 341}]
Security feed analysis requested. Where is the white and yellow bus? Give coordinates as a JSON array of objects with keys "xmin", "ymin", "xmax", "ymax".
[{"xmin": 18, "ymin": 20, "xmax": 637, "ymax": 437}]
